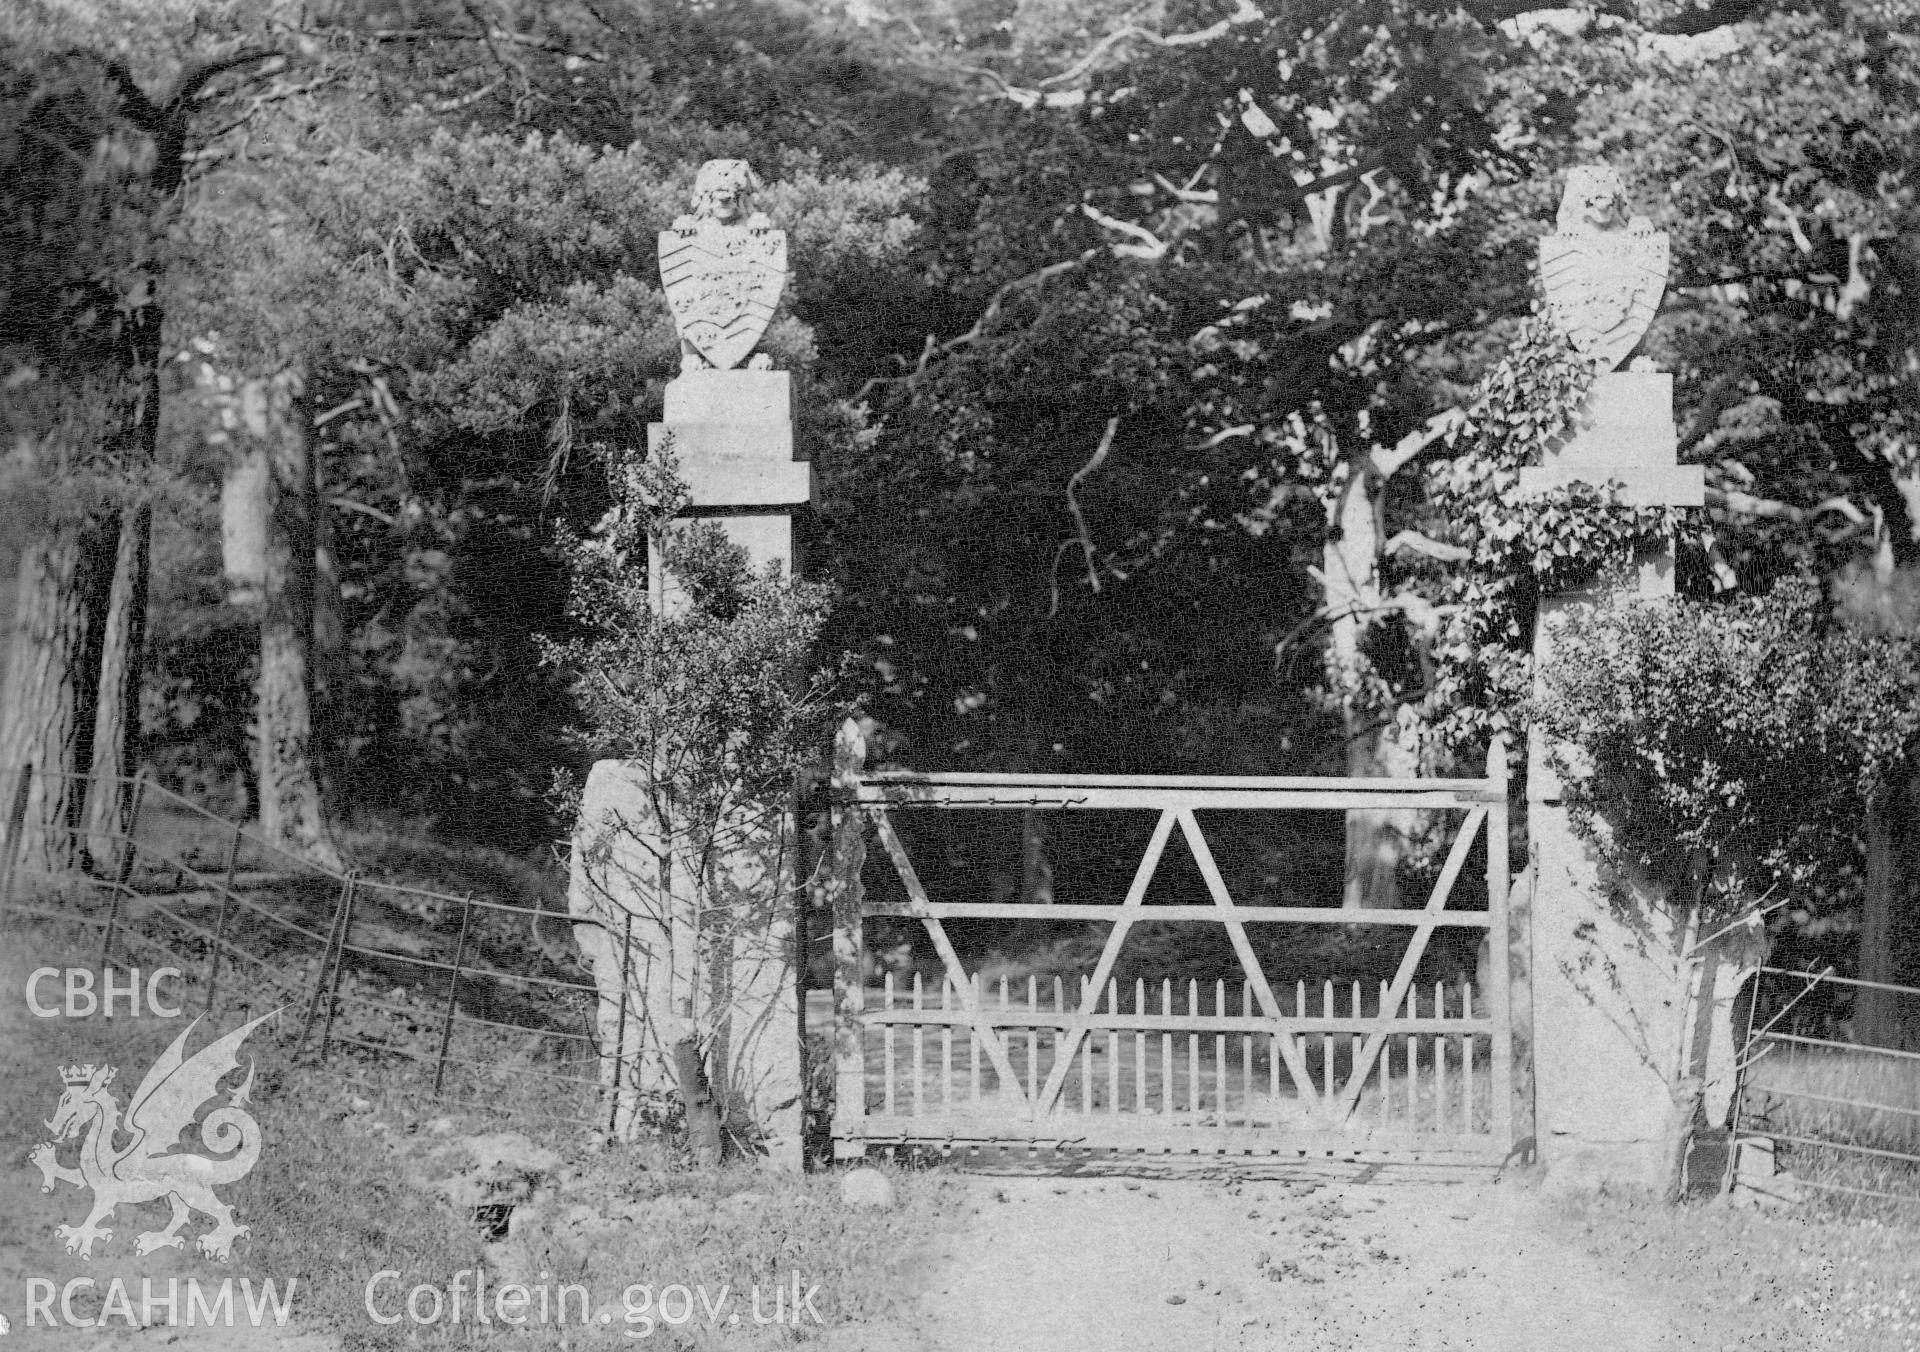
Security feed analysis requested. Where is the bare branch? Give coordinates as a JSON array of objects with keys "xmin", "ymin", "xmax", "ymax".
[
  {"xmin": 312, "ymin": 397, "xmax": 364, "ymax": 427},
  {"xmin": 84, "ymin": 48, "xmax": 281, "ymax": 134},
  {"xmin": 1369, "ymin": 407, "xmax": 1471, "ymax": 480},
  {"xmin": 1706, "ymin": 487, "xmax": 1878, "ymax": 547},
  {"xmin": 1384, "ymin": 530, "xmax": 1470, "ymax": 564},
  {"xmin": 940, "ymin": 60, "xmax": 1087, "ymax": 110},
  {"xmin": 174, "ymin": 52, "xmax": 286, "ymax": 107},
  {"xmin": 1281, "ymin": 154, "xmax": 1395, "ymax": 213},
  {"xmin": 1151, "ymin": 173, "xmax": 1219, "ymax": 204},
  {"xmin": 365, "ymin": 26, "xmax": 606, "ymax": 60},
  {"xmin": 328, "ymin": 496, "xmax": 396, "ymax": 526},
  {"xmin": 461, "ymin": 1, "xmax": 521, "ymax": 80},
  {"xmin": 78, "ymin": 48, "xmax": 284, "ymax": 196},
  {"xmin": 1705, "ymin": 536, "xmax": 1739, "ymax": 590},
  {"xmin": 1190, "ymin": 424, "xmax": 1254, "ymax": 451},
  {"xmin": 855, "ymin": 250, "xmax": 1099, "ymax": 403},
  {"xmin": 1814, "ymin": 496, "xmax": 1869, "ymax": 526},
  {"xmin": 1048, "ymin": 417, "xmax": 1120, "ymax": 618},
  {"xmin": 964, "ymin": 0, "xmax": 1262, "ymax": 105},
  {"xmin": 1835, "ymin": 233, "xmax": 1873, "ymax": 323},
  {"xmin": 1039, "ymin": 0, "xmax": 1262, "ymax": 88},
  {"xmin": 1705, "ymin": 487, "xmax": 1867, "ymax": 527},
  {"xmin": 1706, "ymin": 486, "xmax": 1800, "ymax": 522},
  {"xmin": 1352, "ymin": 168, "xmax": 1393, "ymax": 236},
  {"xmin": 1067, "ymin": 420, "xmax": 1119, "ymax": 584},
  {"xmin": 433, "ymin": 77, "xmax": 506, "ymax": 112},
  {"xmin": 1081, "ymin": 203, "xmax": 1166, "ymax": 260},
  {"xmin": 203, "ymin": 74, "xmax": 342, "ymax": 144}
]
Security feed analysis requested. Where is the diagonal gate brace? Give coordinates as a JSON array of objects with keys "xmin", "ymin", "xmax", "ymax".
[
  {"xmin": 1332, "ymin": 805, "xmax": 1488, "ymax": 1126},
  {"xmin": 1033, "ymin": 809, "xmax": 1176, "ymax": 1116},
  {"xmin": 872, "ymin": 809, "xmax": 1031, "ymax": 1110}
]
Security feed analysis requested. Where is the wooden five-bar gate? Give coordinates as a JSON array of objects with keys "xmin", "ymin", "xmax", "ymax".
[{"xmin": 824, "ymin": 724, "xmax": 1523, "ymax": 1168}]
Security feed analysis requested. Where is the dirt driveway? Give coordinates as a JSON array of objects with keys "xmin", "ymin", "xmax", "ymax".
[{"xmin": 879, "ymin": 1170, "xmax": 1686, "ymax": 1352}]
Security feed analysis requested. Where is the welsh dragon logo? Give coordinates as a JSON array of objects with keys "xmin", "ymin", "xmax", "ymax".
[{"xmin": 29, "ymin": 1010, "xmax": 278, "ymax": 1261}]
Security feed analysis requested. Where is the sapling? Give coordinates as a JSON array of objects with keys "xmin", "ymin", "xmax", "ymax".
[{"xmin": 544, "ymin": 439, "xmax": 838, "ymax": 1157}]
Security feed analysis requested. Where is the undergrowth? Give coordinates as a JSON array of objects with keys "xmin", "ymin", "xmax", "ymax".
[{"xmin": 1549, "ymin": 1185, "xmax": 1920, "ymax": 1350}]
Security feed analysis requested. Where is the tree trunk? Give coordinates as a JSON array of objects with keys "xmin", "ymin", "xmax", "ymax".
[
  {"xmin": 1323, "ymin": 454, "xmax": 1416, "ymax": 908},
  {"xmin": 248, "ymin": 367, "xmax": 341, "ymax": 869},
  {"xmin": 671, "ymin": 1034, "xmax": 724, "ymax": 1165},
  {"xmin": 0, "ymin": 511, "xmax": 120, "ymax": 875},
  {"xmin": 1344, "ymin": 717, "xmax": 1420, "ymax": 909},
  {"xmin": 79, "ymin": 192, "xmax": 168, "ymax": 866},
  {"xmin": 82, "ymin": 503, "xmax": 152, "ymax": 865},
  {"xmin": 311, "ymin": 461, "xmax": 346, "ymax": 799},
  {"xmin": 1857, "ymin": 766, "xmax": 1918, "ymax": 1048},
  {"xmin": 1020, "ymin": 808, "xmax": 1055, "ymax": 905},
  {"xmin": 1660, "ymin": 1074, "xmax": 1705, "ymax": 1204}
]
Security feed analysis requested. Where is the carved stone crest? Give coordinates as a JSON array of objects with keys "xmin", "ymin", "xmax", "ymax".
[
  {"xmin": 659, "ymin": 160, "xmax": 786, "ymax": 373},
  {"xmin": 1538, "ymin": 166, "xmax": 1668, "ymax": 371}
]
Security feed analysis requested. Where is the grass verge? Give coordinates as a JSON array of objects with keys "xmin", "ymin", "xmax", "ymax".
[
  {"xmin": 2, "ymin": 911, "xmax": 953, "ymax": 1349},
  {"xmin": 1543, "ymin": 1187, "xmax": 1920, "ymax": 1351}
]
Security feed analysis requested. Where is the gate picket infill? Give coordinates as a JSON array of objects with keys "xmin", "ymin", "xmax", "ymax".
[{"xmin": 823, "ymin": 720, "xmax": 1520, "ymax": 1169}]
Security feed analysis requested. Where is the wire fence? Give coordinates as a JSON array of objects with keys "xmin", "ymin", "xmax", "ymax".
[
  {"xmin": 1730, "ymin": 965, "xmax": 1920, "ymax": 1209},
  {"xmin": 0, "ymin": 765, "xmax": 650, "ymax": 1136}
]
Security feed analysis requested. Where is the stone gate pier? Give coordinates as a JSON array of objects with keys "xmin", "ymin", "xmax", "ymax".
[
  {"xmin": 567, "ymin": 160, "xmax": 810, "ymax": 1168},
  {"xmin": 1520, "ymin": 167, "xmax": 1761, "ymax": 1192}
]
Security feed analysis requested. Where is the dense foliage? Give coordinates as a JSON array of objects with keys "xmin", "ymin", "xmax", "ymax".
[
  {"xmin": 1535, "ymin": 573, "xmax": 1920, "ymax": 920},
  {"xmin": 543, "ymin": 448, "xmax": 838, "ymax": 825},
  {"xmin": 1, "ymin": 0, "xmax": 1915, "ymax": 979},
  {"xmin": 148, "ymin": 52, "xmax": 921, "ymax": 839}
]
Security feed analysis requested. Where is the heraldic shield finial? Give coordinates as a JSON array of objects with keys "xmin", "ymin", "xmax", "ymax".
[
  {"xmin": 1538, "ymin": 165, "xmax": 1669, "ymax": 371},
  {"xmin": 660, "ymin": 160, "xmax": 787, "ymax": 374}
]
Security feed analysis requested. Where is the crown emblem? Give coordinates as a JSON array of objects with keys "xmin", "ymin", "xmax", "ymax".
[{"xmin": 33, "ymin": 1011, "xmax": 278, "ymax": 1261}]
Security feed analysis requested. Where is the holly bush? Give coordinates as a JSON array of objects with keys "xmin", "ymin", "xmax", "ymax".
[
  {"xmin": 1532, "ymin": 572, "xmax": 1920, "ymax": 920},
  {"xmin": 541, "ymin": 442, "xmax": 839, "ymax": 847}
]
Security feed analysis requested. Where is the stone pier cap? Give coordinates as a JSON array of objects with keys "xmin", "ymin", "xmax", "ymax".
[
  {"xmin": 1518, "ymin": 372, "xmax": 1704, "ymax": 507},
  {"xmin": 647, "ymin": 369, "xmax": 814, "ymax": 511}
]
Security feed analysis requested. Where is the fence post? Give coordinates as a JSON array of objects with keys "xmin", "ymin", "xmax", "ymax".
[
  {"xmin": 204, "ymin": 820, "xmax": 246, "ymax": 1015},
  {"xmin": 432, "ymin": 894, "xmax": 475, "ymax": 1098},
  {"xmin": 609, "ymin": 912, "xmax": 633, "ymax": 1136},
  {"xmin": 66, "ymin": 772, "xmax": 84, "ymax": 870},
  {"xmin": 113, "ymin": 771, "xmax": 148, "ymax": 889},
  {"xmin": 205, "ymin": 887, "xmax": 231, "ymax": 1016},
  {"xmin": 828, "ymin": 718, "xmax": 870, "ymax": 1160},
  {"xmin": 0, "ymin": 763, "xmax": 32, "ymax": 923},
  {"xmin": 100, "ymin": 879, "xmax": 127, "ymax": 969},
  {"xmin": 318, "ymin": 871, "xmax": 359, "ymax": 1064},
  {"xmin": 297, "ymin": 873, "xmax": 353, "ymax": 1056},
  {"xmin": 222, "ymin": 820, "xmax": 242, "ymax": 891},
  {"xmin": 1486, "ymin": 733, "xmax": 1531, "ymax": 1161},
  {"xmin": 1721, "ymin": 966, "xmax": 1768, "ymax": 1195}
]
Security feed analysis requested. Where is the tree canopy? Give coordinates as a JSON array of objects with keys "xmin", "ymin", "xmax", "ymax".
[{"xmin": 1, "ymin": 0, "xmax": 1913, "ymax": 974}]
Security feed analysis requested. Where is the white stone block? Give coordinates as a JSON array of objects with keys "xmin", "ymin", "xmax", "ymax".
[
  {"xmin": 1519, "ymin": 462, "xmax": 1705, "ymax": 506},
  {"xmin": 654, "ymin": 442, "xmax": 812, "ymax": 509},
  {"xmin": 566, "ymin": 758, "xmax": 804, "ymax": 1168},
  {"xmin": 221, "ymin": 448, "xmax": 268, "ymax": 598},
  {"xmin": 663, "ymin": 369, "xmax": 794, "ymax": 425},
  {"xmin": 648, "ymin": 420, "xmax": 798, "ymax": 465},
  {"xmin": 1559, "ymin": 372, "xmax": 1676, "ymax": 458},
  {"xmin": 839, "ymin": 1167, "xmax": 896, "ymax": 1209},
  {"xmin": 648, "ymin": 367, "xmax": 813, "ymax": 513},
  {"xmin": 1518, "ymin": 371, "xmax": 1705, "ymax": 506}
]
